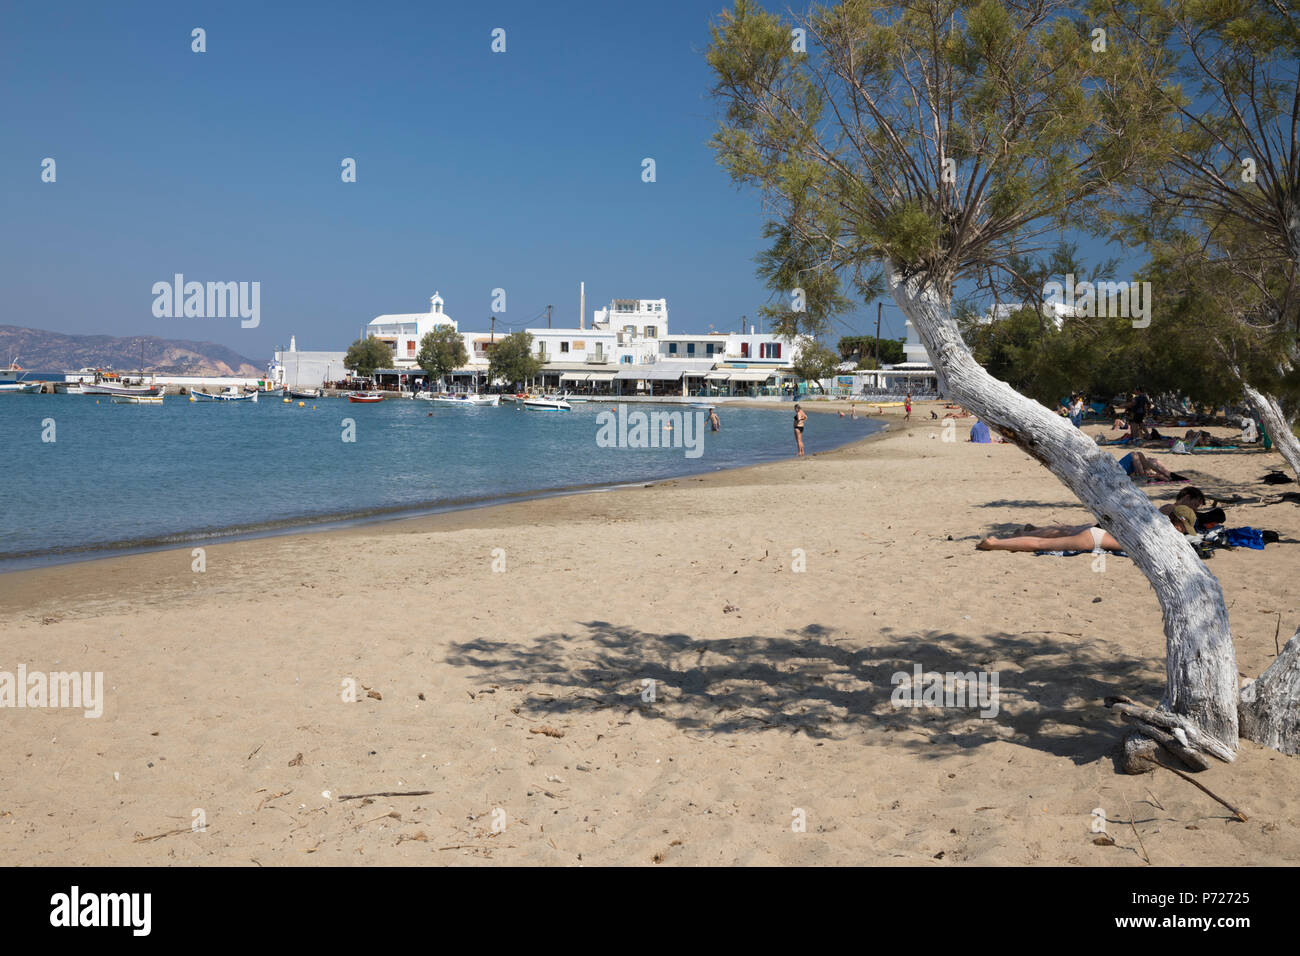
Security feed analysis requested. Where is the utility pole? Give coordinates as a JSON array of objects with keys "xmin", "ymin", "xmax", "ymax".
[
  {"xmin": 740, "ymin": 315, "xmax": 745, "ymax": 334},
  {"xmin": 547, "ymin": 304, "xmax": 552, "ymax": 329},
  {"xmin": 874, "ymin": 302, "xmax": 883, "ymax": 368},
  {"xmin": 490, "ymin": 316, "xmax": 496, "ymax": 344}
]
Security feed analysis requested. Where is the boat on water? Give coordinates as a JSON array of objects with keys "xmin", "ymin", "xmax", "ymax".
[
  {"xmin": 288, "ymin": 388, "xmax": 322, "ymax": 399},
  {"xmin": 417, "ymin": 392, "xmax": 500, "ymax": 407},
  {"xmin": 111, "ymin": 395, "xmax": 164, "ymax": 405},
  {"xmin": 83, "ymin": 382, "xmax": 164, "ymax": 397},
  {"xmin": 523, "ymin": 394, "xmax": 572, "ymax": 411},
  {"xmin": 0, "ymin": 382, "xmax": 42, "ymax": 394},
  {"xmin": 53, "ymin": 382, "xmax": 87, "ymax": 395},
  {"xmin": 191, "ymin": 387, "xmax": 258, "ymax": 402},
  {"xmin": 348, "ymin": 391, "xmax": 385, "ymax": 403}
]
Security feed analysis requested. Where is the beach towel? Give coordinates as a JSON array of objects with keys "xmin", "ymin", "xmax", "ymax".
[
  {"xmin": 970, "ymin": 420, "xmax": 992, "ymax": 443},
  {"xmin": 1226, "ymin": 527, "xmax": 1266, "ymax": 550},
  {"xmin": 1035, "ymin": 550, "xmax": 1129, "ymax": 558}
]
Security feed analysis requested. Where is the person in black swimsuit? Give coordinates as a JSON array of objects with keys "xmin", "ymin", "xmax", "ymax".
[{"xmin": 793, "ymin": 403, "xmax": 807, "ymax": 457}]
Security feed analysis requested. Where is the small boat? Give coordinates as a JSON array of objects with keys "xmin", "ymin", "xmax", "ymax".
[
  {"xmin": 523, "ymin": 394, "xmax": 572, "ymax": 411},
  {"xmin": 192, "ymin": 387, "xmax": 258, "ymax": 402},
  {"xmin": 54, "ymin": 382, "xmax": 87, "ymax": 395},
  {"xmin": 83, "ymin": 382, "xmax": 164, "ymax": 397},
  {"xmin": 112, "ymin": 394, "xmax": 164, "ymax": 404},
  {"xmin": 348, "ymin": 391, "xmax": 385, "ymax": 403},
  {"xmin": 0, "ymin": 381, "xmax": 42, "ymax": 394},
  {"xmin": 288, "ymin": 388, "xmax": 322, "ymax": 399},
  {"xmin": 419, "ymin": 392, "xmax": 500, "ymax": 407}
]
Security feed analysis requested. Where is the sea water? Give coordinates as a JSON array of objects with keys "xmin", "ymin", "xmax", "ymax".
[{"xmin": 0, "ymin": 396, "xmax": 882, "ymax": 569}]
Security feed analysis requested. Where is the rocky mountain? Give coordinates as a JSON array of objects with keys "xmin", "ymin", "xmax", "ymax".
[{"xmin": 0, "ymin": 325, "xmax": 264, "ymax": 377}]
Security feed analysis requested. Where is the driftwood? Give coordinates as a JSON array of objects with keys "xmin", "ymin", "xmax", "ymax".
[{"xmin": 1107, "ymin": 696, "xmax": 1237, "ymax": 771}]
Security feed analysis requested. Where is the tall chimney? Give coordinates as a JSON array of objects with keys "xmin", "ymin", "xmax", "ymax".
[{"xmin": 579, "ymin": 281, "xmax": 585, "ymax": 330}]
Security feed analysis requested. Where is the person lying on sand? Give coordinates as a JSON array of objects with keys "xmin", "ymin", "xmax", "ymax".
[
  {"xmin": 1119, "ymin": 450, "xmax": 1186, "ymax": 482},
  {"xmin": 977, "ymin": 507, "xmax": 1195, "ymax": 552}
]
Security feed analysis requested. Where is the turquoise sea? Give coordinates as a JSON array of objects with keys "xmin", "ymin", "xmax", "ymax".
[{"xmin": 0, "ymin": 395, "xmax": 882, "ymax": 570}]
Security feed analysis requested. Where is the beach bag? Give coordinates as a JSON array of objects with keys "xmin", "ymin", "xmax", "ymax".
[
  {"xmin": 1171, "ymin": 440, "xmax": 1189, "ymax": 454},
  {"xmin": 1226, "ymin": 527, "xmax": 1266, "ymax": 550}
]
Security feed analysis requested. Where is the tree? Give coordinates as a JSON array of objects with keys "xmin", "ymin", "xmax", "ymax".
[
  {"xmin": 837, "ymin": 335, "xmax": 905, "ymax": 366},
  {"xmin": 792, "ymin": 339, "xmax": 842, "ymax": 390},
  {"xmin": 416, "ymin": 325, "xmax": 468, "ymax": 387},
  {"xmin": 1104, "ymin": 0, "xmax": 1300, "ymax": 479},
  {"xmin": 708, "ymin": 0, "xmax": 1251, "ymax": 767},
  {"xmin": 344, "ymin": 337, "xmax": 393, "ymax": 379},
  {"xmin": 488, "ymin": 331, "xmax": 543, "ymax": 388}
]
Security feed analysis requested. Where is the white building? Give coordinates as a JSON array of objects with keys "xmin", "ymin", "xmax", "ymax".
[
  {"xmin": 351, "ymin": 290, "xmax": 805, "ymax": 397},
  {"xmin": 269, "ymin": 335, "xmax": 348, "ymax": 388},
  {"xmin": 367, "ymin": 292, "xmax": 459, "ymax": 366}
]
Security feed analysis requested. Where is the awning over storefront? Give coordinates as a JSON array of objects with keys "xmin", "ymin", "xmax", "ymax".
[
  {"xmin": 615, "ymin": 367, "xmax": 682, "ymax": 381},
  {"xmin": 559, "ymin": 372, "xmax": 589, "ymax": 382},
  {"xmin": 586, "ymin": 371, "xmax": 617, "ymax": 381},
  {"xmin": 728, "ymin": 370, "xmax": 776, "ymax": 382},
  {"xmin": 705, "ymin": 371, "xmax": 732, "ymax": 381}
]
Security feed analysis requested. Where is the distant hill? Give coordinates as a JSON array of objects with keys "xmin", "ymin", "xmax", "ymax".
[{"xmin": 0, "ymin": 325, "xmax": 264, "ymax": 377}]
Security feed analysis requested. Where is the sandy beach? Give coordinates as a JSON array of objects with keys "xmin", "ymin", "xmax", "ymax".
[{"xmin": 2, "ymin": 401, "xmax": 1298, "ymax": 866}]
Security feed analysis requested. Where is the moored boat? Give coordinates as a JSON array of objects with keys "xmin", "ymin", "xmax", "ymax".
[
  {"xmin": 111, "ymin": 394, "xmax": 164, "ymax": 404},
  {"xmin": 523, "ymin": 394, "xmax": 572, "ymax": 411},
  {"xmin": 53, "ymin": 382, "xmax": 87, "ymax": 395},
  {"xmin": 288, "ymin": 388, "xmax": 322, "ymax": 399},
  {"xmin": 191, "ymin": 387, "xmax": 258, "ymax": 402},
  {"xmin": 348, "ymin": 391, "xmax": 385, "ymax": 403},
  {"xmin": 83, "ymin": 382, "xmax": 164, "ymax": 397},
  {"xmin": 0, "ymin": 381, "xmax": 42, "ymax": 394}
]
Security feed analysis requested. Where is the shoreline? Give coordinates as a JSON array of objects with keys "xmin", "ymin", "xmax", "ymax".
[
  {"xmin": 0, "ymin": 400, "xmax": 894, "ymax": 614},
  {"xmin": 0, "ymin": 398, "xmax": 885, "ymax": 577}
]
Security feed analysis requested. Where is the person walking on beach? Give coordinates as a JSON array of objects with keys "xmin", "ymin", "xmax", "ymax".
[
  {"xmin": 793, "ymin": 403, "xmax": 807, "ymax": 457},
  {"xmin": 905, "ymin": 392, "xmax": 912, "ymax": 421}
]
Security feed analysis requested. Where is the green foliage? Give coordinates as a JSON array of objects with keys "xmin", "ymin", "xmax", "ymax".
[
  {"xmin": 791, "ymin": 339, "xmax": 842, "ymax": 386},
  {"xmin": 344, "ymin": 337, "xmax": 393, "ymax": 378},
  {"xmin": 416, "ymin": 325, "xmax": 468, "ymax": 384},
  {"xmin": 487, "ymin": 331, "xmax": 543, "ymax": 387},
  {"xmin": 837, "ymin": 335, "xmax": 905, "ymax": 366}
]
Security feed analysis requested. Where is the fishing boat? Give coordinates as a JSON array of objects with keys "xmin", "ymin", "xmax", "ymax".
[
  {"xmin": 111, "ymin": 394, "xmax": 164, "ymax": 405},
  {"xmin": 0, "ymin": 381, "xmax": 42, "ymax": 394},
  {"xmin": 522, "ymin": 394, "xmax": 572, "ymax": 411},
  {"xmin": 82, "ymin": 382, "xmax": 163, "ymax": 397},
  {"xmin": 53, "ymin": 382, "xmax": 87, "ymax": 394},
  {"xmin": 191, "ymin": 387, "xmax": 258, "ymax": 402},
  {"xmin": 288, "ymin": 387, "xmax": 322, "ymax": 399},
  {"xmin": 348, "ymin": 391, "xmax": 385, "ymax": 403}
]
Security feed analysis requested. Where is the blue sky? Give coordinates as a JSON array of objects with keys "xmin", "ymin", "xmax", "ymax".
[{"xmin": 2, "ymin": 0, "xmax": 1123, "ymax": 364}]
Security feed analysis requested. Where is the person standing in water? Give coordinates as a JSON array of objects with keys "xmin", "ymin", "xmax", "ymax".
[
  {"xmin": 708, "ymin": 409, "xmax": 720, "ymax": 432},
  {"xmin": 793, "ymin": 403, "xmax": 808, "ymax": 457}
]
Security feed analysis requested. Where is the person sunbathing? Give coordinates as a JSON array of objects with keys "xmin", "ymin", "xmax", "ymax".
[
  {"xmin": 977, "ymin": 507, "xmax": 1195, "ymax": 552},
  {"xmin": 1119, "ymin": 450, "xmax": 1185, "ymax": 482}
]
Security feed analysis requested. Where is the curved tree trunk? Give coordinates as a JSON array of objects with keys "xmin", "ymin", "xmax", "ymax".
[
  {"xmin": 1240, "ymin": 627, "xmax": 1300, "ymax": 754},
  {"xmin": 1241, "ymin": 382, "xmax": 1300, "ymax": 479},
  {"xmin": 886, "ymin": 264, "xmax": 1239, "ymax": 761}
]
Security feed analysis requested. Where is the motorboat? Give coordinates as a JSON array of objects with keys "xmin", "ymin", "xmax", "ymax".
[
  {"xmin": 522, "ymin": 394, "xmax": 572, "ymax": 411},
  {"xmin": 0, "ymin": 381, "xmax": 42, "ymax": 394},
  {"xmin": 111, "ymin": 395, "xmax": 164, "ymax": 404},
  {"xmin": 192, "ymin": 387, "xmax": 258, "ymax": 402},
  {"xmin": 53, "ymin": 382, "xmax": 87, "ymax": 394},
  {"xmin": 348, "ymin": 391, "xmax": 385, "ymax": 403},
  {"xmin": 288, "ymin": 388, "xmax": 322, "ymax": 399}
]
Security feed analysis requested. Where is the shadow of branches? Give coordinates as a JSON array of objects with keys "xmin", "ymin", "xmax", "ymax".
[{"xmin": 445, "ymin": 622, "xmax": 1165, "ymax": 765}]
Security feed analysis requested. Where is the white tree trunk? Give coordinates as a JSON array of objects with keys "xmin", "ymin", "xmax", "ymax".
[
  {"xmin": 1240, "ymin": 628, "xmax": 1300, "ymax": 754},
  {"xmin": 886, "ymin": 264, "xmax": 1239, "ymax": 761},
  {"xmin": 1241, "ymin": 381, "xmax": 1300, "ymax": 479}
]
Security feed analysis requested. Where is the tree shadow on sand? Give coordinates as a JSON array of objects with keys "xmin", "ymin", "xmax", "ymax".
[{"xmin": 444, "ymin": 622, "xmax": 1164, "ymax": 765}]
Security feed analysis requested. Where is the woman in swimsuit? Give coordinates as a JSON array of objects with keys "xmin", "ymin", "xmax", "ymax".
[
  {"xmin": 793, "ymin": 403, "xmax": 807, "ymax": 457},
  {"xmin": 976, "ymin": 508, "xmax": 1193, "ymax": 552}
]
